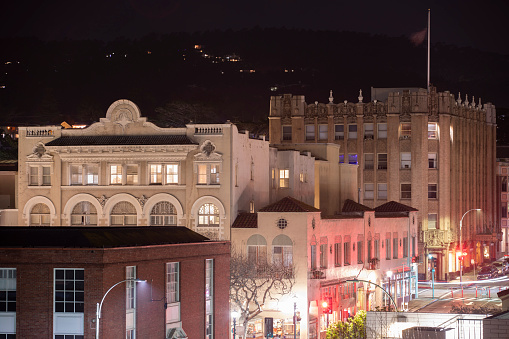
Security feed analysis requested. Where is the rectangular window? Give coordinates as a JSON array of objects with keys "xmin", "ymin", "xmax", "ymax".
[
  {"xmin": 502, "ymin": 205, "xmax": 508, "ymax": 218},
  {"xmin": 374, "ymin": 238, "xmax": 380, "ymax": 260},
  {"xmin": 393, "ymin": 236, "xmax": 398, "ymax": 259},
  {"xmin": 306, "ymin": 125, "xmax": 315, "ymax": 140},
  {"xmin": 403, "ymin": 236, "xmax": 408, "ymax": 258},
  {"xmin": 166, "ymin": 262, "xmax": 180, "ymax": 324},
  {"xmin": 0, "ymin": 268, "xmax": 16, "ymax": 312},
  {"xmin": 150, "ymin": 164, "xmax": 163, "ymax": 184},
  {"xmin": 357, "ymin": 240, "xmax": 363, "ymax": 264},
  {"xmin": 282, "ymin": 125, "xmax": 292, "ymax": 141},
  {"xmin": 334, "ymin": 125, "xmax": 344, "ymax": 140},
  {"xmin": 279, "ymin": 169, "xmax": 289, "ymax": 188},
  {"xmin": 428, "ymin": 213, "xmax": 438, "ymax": 229},
  {"xmin": 166, "ymin": 164, "xmax": 179, "ymax": 184},
  {"xmin": 126, "ymin": 165, "xmax": 138, "ymax": 185},
  {"xmin": 70, "ymin": 164, "xmax": 83, "ymax": 185},
  {"xmin": 364, "ymin": 183, "xmax": 374, "ymax": 200},
  {"xmin": 210, "ymin": 165, "xmax": 220, "ymax": 184},
  {"xmin": 343, "ymin": 242, "xmax": 350, "ymax": 265},
  {"xmin": 271, "ymin": 169, "xmax": 276, "ymax": 188},
  {"xmin": 339, "ymin": 155, "xmax": 345, "ymax": 164},
  {"xmin": 378, "ymin": 183, "xmax": 387, "ymax": 200},
  {"xmin": 310, "ymin": 244, "xmax": 317, "ymax": 271},
  {"xmin": 364, "ymin": 153, "xmax": 374, "ymax": 170},
  {"xmin": 428, "ymin": 123, "xmax": 438, "ymax": 139},
  {"xmin": 412, "ymin": 236, "xmax": 416, "ymax": 257},
  {"xmin": 401, "ymin": 184, "xmax": 411, "ymax": 199},
  {"xmin": 348, "ymin": 125, "xmax": 357, "ymax": 139},
  {"xmin": 367, "ymin": 239, "xmax": 372, "ymax": 260},
  {"xmin": 377, "ymin": 153, "xmax": 387, "ymax": 170},
  {"xmin": 319, "ymin": 125, "xmax": 328, "ymax": 140},
  {"xmin": 248, "ymin": 245, "xmax": 267, "ymax": 267},
  {"xmin": 273, "ymin": 246, "xmax": 293, "ymax": 267},
  {"xmin": 334, "ymin": 242, "xmax": 342, "ymax": 267},
  {"xmin": 197, "ymin": 164, "xmax": 208, "ymax": 184},
  {"xmin": 54, "ymin": 269, "xmax": 84, "ymax": 313},
  {"xmin": 205, "ymin": 259, "xmax": 214, "ymax": 339},
  {"xmin": 110, "ymin": 165, "xmax": 122, "ymax": 185},
  {"xmin": 378, "ymin": 123, "xmax": 387, "ymax": 139},
  {"xmin": 197, "ymin": 164, "xmax": 220, "ymax": 185},
  {"xmin": 364, "ymin": 123, "xmax": 374, "ymax": 139},
  {"xmin": 428, "ymin": 184, "xmax": 438, "ymax": 199},
  {"xmin": 348, "ymin": 154, "xmax": 358, "ymax": 165},
  {"xmin": 126, "ymin": 266, "xmax": 136, "ymax": 339},
  {"xmin": 385, "ymin": 237, "xmax": 391, "ymax": 260},
  {"xmin": 400, "ymin": 123, "xmax": 411, "ymax": 138},
  {"xmin": 86, "ymin": 164, "xmax": 99, "ymax": 185},
  {"xmin": 401, "ymin": 153, "xmax": 411, "ymax": 169},
  {"xmin": 42, "ymin": 166, "xmax": 51, "ymax": 185},
  {"xmin": 502, "ymin": 177, "xmax": 508, "ymax": 192},
  {"xmin": 428, "ymin": 153, "xmax": 437, "ymax": 169},
  {"xmin": 29, "ymin": 166, "xmax": 38, "ymax": 185},
  {"xmin": 320, "ymin": 243, "xmax": 327, "ymax": 269}
]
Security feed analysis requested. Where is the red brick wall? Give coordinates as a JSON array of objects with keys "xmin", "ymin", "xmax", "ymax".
[{"xmin": 0, "ymin": 241, "xmax": 230, "ymax": 339}]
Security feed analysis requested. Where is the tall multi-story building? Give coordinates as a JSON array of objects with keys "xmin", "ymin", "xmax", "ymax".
[
  {"xmin": 268, "ymin": 87, "xmax": 498, "ymax": 280},
  {"xmin": 496, "ymin": 146, "xmax": 509, "ymax": 256}
]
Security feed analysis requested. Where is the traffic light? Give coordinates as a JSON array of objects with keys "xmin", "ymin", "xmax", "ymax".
[{"xmin": 322, "ymin": 298, "xmax": 332, "ymax": 314}]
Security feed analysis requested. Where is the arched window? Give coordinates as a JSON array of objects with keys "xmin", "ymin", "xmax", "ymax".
[
  {"xmin": 150, "ymin": 201, "xmax": 177, "ymax": 226},
  {"xmin": 247, "ymin": 234, "xmax": 267, "ymax": 266},
  {"xmin": 272, "ymin": 234, "xmax": 293, "ymax": 267},
  {"xmin": 71, "ymin": 201, "xmax": 97, "ymax": 225},
  {"xmin": 198, "ymin": 203, "xmax": 219, "ymax": 227},
  {"xmin": 110, "ymin": 201, "xmax": 137, "ymax": 226},
  {"xmin": 30, "ymin": 203, "xmax": 50, "ymax": 226}
]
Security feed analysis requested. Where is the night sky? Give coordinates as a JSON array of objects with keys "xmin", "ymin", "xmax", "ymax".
[{"xmin": 1, "ymin": 0, "xmax": 508, "ymax": 55}]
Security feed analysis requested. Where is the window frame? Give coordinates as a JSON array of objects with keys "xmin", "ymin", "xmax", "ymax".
[
  {"xmin": 428, "ymin": 153, "xmax": 438, "ymax": 169},
  {"xmin": 364, "ymin": 183, "xmax": 374, "ymax": 200},
  {"xmin": 282, "ymin": 125, "xmax": 292, "ymax": 141},
  {"xmin": 401, "ymin": 152, "xmax": 411, "ymax": 169},
  {"xmin": 428, "ymin": 184, "xmax": 438, "ymax": 199},
  {"xmin": 279, "ymin": 169, "xmax": 290, "ymax": 188},
  {"xmin": 377, "ymin": 123, "xmax": 387, "ymax": 139},
  {"xmin": 400, "ymin": 123, "xmax": 411, "ymax": 138},
  {"xmin": 197, "ymin": 163, "xmax": 220, "ymax": 186},
  {"xmin": 334, "ymin": 124, "xmax": 344, "ymax": 140},
  {"xmin": 364, "ymin": 123, "xmax": 374, "ymax": 139},
  {"xmin": 305, "ymin": 124, "xmax": 315, "ymax": 140},
  {"xmin": 428, "ymin": 213, "xmax": 438, "ymax": 229},
  {"xmin": 364, "ymin": 153, "xmax": 374, "ymax": 170},
  {"xmin": 348, "ymin": 125, "xmax": 357, "ymax": 139},
  {"xmin": 198, "ymin": 203, "xmax": 220, "ymax": 227},
  {"xmin": 378, "ymin": 183, "xmax": 388, "ymax": 200},
  {"xmin": 377, "ymin": 153, "xmax": 387, "ymax": 170},
  {"xmin": 319, "ymin": 124, "xmax": 328, "ymax": 140},
  {"xmin": 428, "ymin": 122, "xmax": 438, "ymax": 139},
  {"xmin": 401, "ymin": 183, "xmax": 412, "ymax": 199}
]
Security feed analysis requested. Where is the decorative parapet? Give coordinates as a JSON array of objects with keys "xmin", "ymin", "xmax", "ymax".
[
  {"xmin": 422, "ymin": 229, "xmax": 451, "ymax": 248},
  {"xmin": 194, "ymin": 126, "xmax": 223, "ymax": 135},
  {"xmin": 26, "ymin": 128, "xmax": 56, "ymax": 137}
]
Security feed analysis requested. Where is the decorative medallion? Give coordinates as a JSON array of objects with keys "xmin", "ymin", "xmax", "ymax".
[
  {"xmin": 201, "ymin": 141, "xmax": 216, "ymax": 157},
  {"xmin": 33, "ymin": 143, "xmax": 46, "ymax": 158},
  {"xmin": 137, "ymin": 195, "xmax": 148, "ymax": 208},
  {"xmin": 97, "ymin": 195, "xmax": 108, "ymax": 208}
]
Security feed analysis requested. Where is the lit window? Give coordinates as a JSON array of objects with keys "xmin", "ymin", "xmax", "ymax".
[
  {"xmin": 348, "ymin": 154, "xmax": 358, "ymax": 165},
  {"xmin": 205, "ymin": 259, "xmax": 214, "ymax": 339},
  {"xmin": 150, "ymin": 164, "xmax": 163, "ymax": 184},
  {"xmin": 400, "ymin": 123, "xmax": 411, "ymax": 138},
  {"xmin": 335, "ymin": 125, "xmax": 344, "ymax": 140},
  {"xmin": 378, "ymin": 123, "xmax": 387, "ymax": 139},
  {"xmin": 126, "ymin": 165, "xmax": 138, "ymax": 185},
  {"xmin": 364, "ymin": 153, "xmax": 374, "ymax": 169},
  {"xmin": 198, "ymin": 164, "xmax": 208, "ymax": 184},
  {"xmin": 279, "ymin": 169, "xmax": 289, "ymax": 188},
  {"xmin": 210, "ymin": 164, "xmax": 220, "ymax": 184},
  {"xmin": 401, "ymin": 153, "xmax": 411, "ymax": 169},
  {"xmin": 428, "ymin": 213, "xmax": 438, "ymax": 229},
  {"xmin": 71, "ymin": 164, "xmax": 99, "ymax": 185},
  {"xmin": 428, "ymin": 184, "xmax": 438, "ymax": 199},
  {"xmin": 306, "ymin": 125, "xmax": 315, "ymax": 140},
  {"xmin": 71, "ymin": 201, "xmax": 97, "ymax": 225},
  {"xmin": 126, "ymin": 266, "xmax": 136, "ymax": 338},
  {"xmin": 401, "ymin": 184, "xmax": 411, "ymax": 199},
  {"xmin": 428, "ymin": 153, "xmax": 437, "ymax": 169},
  {"xmin": 110, "ymin": 164, "xmax": 122, "ymax": 184},
  {"xmin": 198, "ymin": 203, "xmax": 219, "ymax": 227},
  {"xmin": 348, "ymin": 125, "xmax": 357, "ymax": 139},
  {"xmin": 197, "ymin": 164, "xmax": 220, "ymax": 185},
  {"xmin": 364, "ymin": 123, "xmax": 374, "ymax": 139},
  {"xmin": 70, "ymin": 165, "xmax": 83, "ymax": 185},
  {"xmin": 377, "ymin": 153, "xmax": 387, "ymax": 170},
  {"xmin": 110, "ymin": 201, "xmax": 137, "ymax": 225},
  {"xmin": 378, "ymin": 183, "xmax": 388, "ymax": 200},
  {"xmin": 150, "ymin": 201, "xmax": 177, "ymax": 226},
  {"xmin": 166, "ymin": 262, "xmax": 180, "ymax": 324},
  {"xmin": 364, "ymin": 183, "xmax": 374, "ymax": 199},
  {"xmin": 282, "ymin": 126, "xmax": 292, "ymax": 141},
  {"xmin": 319, "ymin": 125, "xmax": 328, "ymax": 140},
  {"xmin": 428, "ymin": 123, "xmax": 438, "ymax": 139}
]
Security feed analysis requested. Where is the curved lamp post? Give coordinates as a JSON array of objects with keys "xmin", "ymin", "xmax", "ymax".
[
  {"xmin": 460, "ymin": 209, "xmax": 481, "ymax": 285},
  {"xmin": 346, "ymin": 278, "xmax": 398, "ymax": 312},
  {"xmin": 96, "ymin": 279, "xmax": 146, "ymax": 339},
  {"xmin": 231, "ymin": 311, "xmax": 238, "ymax": 339}
]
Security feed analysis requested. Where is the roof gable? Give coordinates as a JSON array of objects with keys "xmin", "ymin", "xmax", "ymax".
[
  {"xmin": 259, "ymin": 196, "xmax": 320, "ymax": 213},
  {"xmin": 232, "ymin": 213, "xmax": 258, "ymax": 228},
  {"xmin": 375, "ymin": 201, "xmax": 418, "ymax": 213},
  {"xmin": 342, "ymin": 199, "xmax": 374, "ymax": 213}
]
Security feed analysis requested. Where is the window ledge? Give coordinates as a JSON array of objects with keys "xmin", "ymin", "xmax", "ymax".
[{"xmin": 196, "ymin": 184, "xmax": 221, "ymax": 188}]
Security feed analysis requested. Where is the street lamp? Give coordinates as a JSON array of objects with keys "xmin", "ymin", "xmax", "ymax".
[
  {"xmin": 231, "ymin": 311, "xmax": 239, "ymax": 339},
  {"xmin": 96, "ymin": 279, "xmax": 146, "ymax": 339},
  {"xmin": 386, "ymin": 270, "xmax": 393, "ymax": 311},
  {"xmin": 459, "ymin": 209, "xmax": 481, "ymax": 285},
  {"xmin": 346, "ymin": 277, "xmax": 397, "ymax": 312}
]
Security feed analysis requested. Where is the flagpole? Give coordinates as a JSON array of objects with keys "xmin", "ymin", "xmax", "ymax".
[{"xmin": 427, "ymin": 8, "xmax": 430, "ymax": 92}]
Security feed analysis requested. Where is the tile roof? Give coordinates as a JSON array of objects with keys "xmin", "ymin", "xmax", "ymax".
[
  {"xmin": 259, "ymin": 196, "xmax": 320, "ymax": 213},
  {"xmin": 45, "ymin": 135, "xmax": 197, "ymax": 146},
  {"xmin": 232, "ymin": 213, "xmax": 258, "ymax": 228},
  {"xmin": 374, "ymin": 201, "xmax": 418, "ymax": 213},
  {"xmin": 342, "ymin": 199, "xmax": 374, "ymax": 213},
  {"xmin": 0, "ymin": 226, "xmax": 210, "ymax": 248}
]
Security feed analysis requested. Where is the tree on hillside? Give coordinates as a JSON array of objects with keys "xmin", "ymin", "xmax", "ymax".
[{"xmin": 230, "ymin": 247, "xmax": 295, "ymax": 339}]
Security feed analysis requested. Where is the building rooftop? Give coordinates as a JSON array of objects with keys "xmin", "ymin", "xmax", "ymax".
[
  {"xmin": 0, "ymin": 226, "xmax": 210, "ymax": 248},
  {"xmin": 231, "ymin": 213, "xmax": 258, "ymax": 228},
  {"xmin": 342, "ymin": 199, "xmax": 374, "ymax": 213},
  {"xmin": 45, "ymin": 135, "xmax": 196, "ymax": 147},
  {"xmin": 375, "ymin": 201, "xmax": 418, "ymax": 213},
  {"xmin": 259, "ymin": 196, "xmax": 320, "ymax": 213}
]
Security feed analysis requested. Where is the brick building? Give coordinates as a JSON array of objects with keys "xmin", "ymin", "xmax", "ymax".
[
  {"xmin": 0, "ymin": 226, "xmax": 230, "ymax": 339},
  {"xmin": 268, "ymin": 87, "xmax": 498, "ymax": 281}
]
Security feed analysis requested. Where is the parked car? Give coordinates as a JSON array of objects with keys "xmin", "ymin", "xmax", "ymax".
[
  {"xmin": 477, "ymin": 265, "xmax": 499, "ymax": 280},
  {"xmin": 492, "ymin": 261, "xmax": 509, "ymax": 275}
]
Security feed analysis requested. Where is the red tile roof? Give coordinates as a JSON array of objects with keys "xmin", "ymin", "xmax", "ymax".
[
  {"xmin": 375, "ymin": 201, "xmax": 418, "ymax": 213},
  {"xmin": 231, "ymin": 213, "xmax": 258, "ymax": 228},
  {"xmin": 259, "ymin": 196, "xmax": 320, "ymax": 213},
  {"xmin": 342, "ymin": 199, "xmax": 374, "ymax": 213}
]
